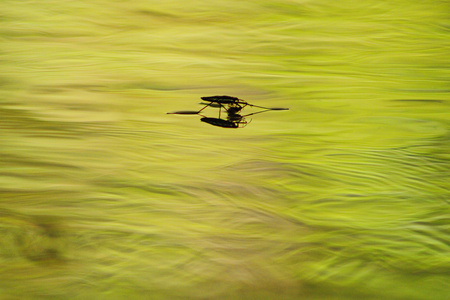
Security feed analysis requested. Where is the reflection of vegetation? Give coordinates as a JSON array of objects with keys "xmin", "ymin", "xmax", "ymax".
[{"xmin": 0, "ymin": 0, "xmax": 449, "ymax": 299}]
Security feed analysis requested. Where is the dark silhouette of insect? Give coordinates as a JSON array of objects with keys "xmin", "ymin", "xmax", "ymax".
[{"xmin": 167, "ymin": 95, "xmax": 288, "ymax": 128}]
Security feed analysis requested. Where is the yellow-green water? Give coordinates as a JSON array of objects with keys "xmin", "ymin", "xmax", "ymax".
[{"xmin": 1, "ymin": 0, "xmax": 449, "ymax": 299}]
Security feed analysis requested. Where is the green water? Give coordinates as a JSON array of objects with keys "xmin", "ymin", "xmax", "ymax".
[{"xmin": 1, "ymin": 0, "xmax": 449, "ymax": 299}]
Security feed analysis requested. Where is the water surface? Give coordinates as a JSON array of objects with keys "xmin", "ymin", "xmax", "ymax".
[{"xmin": 0, "ymin": 1, "xmax": 449, "ymax": 299}]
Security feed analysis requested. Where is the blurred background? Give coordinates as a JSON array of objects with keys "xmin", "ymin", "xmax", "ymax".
[{"xmin": 0, "ymin": 0, "xmax": 449, "ymax": 299}]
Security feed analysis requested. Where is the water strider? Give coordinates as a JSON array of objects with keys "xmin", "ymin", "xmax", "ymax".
[{"xmin": 167, "ymin": 95, "xmax": 289, "ymax": 128}]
